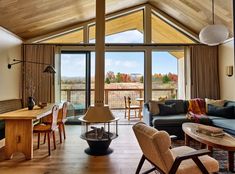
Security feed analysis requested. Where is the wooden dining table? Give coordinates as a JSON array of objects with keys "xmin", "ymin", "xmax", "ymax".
[{"xmin": 0, "ymin": 104, "xmax": 58, "ymax": 160}]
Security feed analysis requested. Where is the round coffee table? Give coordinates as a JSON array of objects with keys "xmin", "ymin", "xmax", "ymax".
[{"xmin": 182, "ymin": 122, "xmax": 235, "ymax": 172}]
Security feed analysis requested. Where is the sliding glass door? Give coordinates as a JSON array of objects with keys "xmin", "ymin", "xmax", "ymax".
[{"xmin": 60, "ymin": 51, "xmax": 94, "ymax": 123}]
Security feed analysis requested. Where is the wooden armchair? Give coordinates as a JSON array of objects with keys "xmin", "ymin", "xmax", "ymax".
[
  {"xmin": 133, "ymin": 122, "xmax": 219, "ymax": 174},
  {"xmin": 33, "ymin": 105, "xmax": 59, "ymax": 156},
  {"xmin": 124, "ymin": 96, "xmax": 141, "ymax": 121}
]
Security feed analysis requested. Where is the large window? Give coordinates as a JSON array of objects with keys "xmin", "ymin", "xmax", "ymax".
[
  {"xmin": 152, "ymin": 50, "xmax": 185, "ymax": 100},
  {"xmin": 89, "ymin": 10, "xmax": 144, "ymax": 43},
  {"xmin": 104, "ymin": 52, "xmax": 144, "ymax": 109}
]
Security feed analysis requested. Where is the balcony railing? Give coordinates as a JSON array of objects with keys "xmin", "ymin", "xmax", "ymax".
[{"xmin": 61, "ymin": 88, "xmax": 177, "ymax": 109}]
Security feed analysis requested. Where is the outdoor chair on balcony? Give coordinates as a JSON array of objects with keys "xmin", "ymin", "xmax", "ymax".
[
  {"xmin": 124, "ymin": 96, "xmax": 141, "ymax": 121},
  {"xmin": 133, "ymin": 122, "xmax": 219, "ymax": 174}
]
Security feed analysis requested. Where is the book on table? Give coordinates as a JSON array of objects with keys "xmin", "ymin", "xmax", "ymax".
[{"xmin": 197, "ymin": 124, "xmax": 224, "ymax": 137}]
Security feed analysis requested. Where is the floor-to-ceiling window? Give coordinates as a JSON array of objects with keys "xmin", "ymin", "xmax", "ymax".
[{"xmin": 152, "ymin": 50, "xmax": 185, "ymax": 100}]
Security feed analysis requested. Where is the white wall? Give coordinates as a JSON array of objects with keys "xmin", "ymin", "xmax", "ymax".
[
  {"xmin": 0, "ymin": 27, "xmax": 22, "ymax": 100},
  {"xmin": 219, "ymin": 39, "xmax": 235, "ymax": 100}
]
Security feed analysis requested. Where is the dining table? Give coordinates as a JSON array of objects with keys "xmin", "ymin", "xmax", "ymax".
[{"xmin": 0, "ymin": 103, "xmax": 58, "ymax": 160}]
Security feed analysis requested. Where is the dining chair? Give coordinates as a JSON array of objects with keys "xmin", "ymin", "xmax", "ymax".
[
  {"xmin": 33, "ymin": 105, "xmax": 59, "ymax": 156},
  {"xmin": 124, "ymin": 96, "xmax": 141, "ymax": 121},
  {"xmin": 133, "ymin": 122, "xmax": 219, "ymax": 174},
  {"xmin": 42, "ymin": 102, "xmax": 69, "ymax": 143}
]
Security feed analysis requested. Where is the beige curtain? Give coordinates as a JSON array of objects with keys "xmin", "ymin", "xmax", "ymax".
[
  {"xmin": 22, "ymin": 44, "xmax": 55, "ymax": 107},
  {"xmin": 190, "ymin": 45, "xmax": 220, "ymax": 99}
]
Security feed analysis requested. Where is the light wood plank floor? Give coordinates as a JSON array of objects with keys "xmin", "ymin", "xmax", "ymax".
[{"xmin": 0, "ymin": 125, "xmax": 153, "ymax": 174}]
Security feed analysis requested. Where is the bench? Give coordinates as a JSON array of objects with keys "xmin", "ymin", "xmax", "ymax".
[{"xmin": 0, "ymin": 99, "xmax": 22, "ymax": 144}]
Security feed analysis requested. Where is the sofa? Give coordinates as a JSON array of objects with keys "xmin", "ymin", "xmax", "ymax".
[
  {"xmin": 0, "ymin": 99, "xmax": 23, "ymax": 140},
  {"xmin": 143, "ymin": 99, "xmax": 235, "ymax": 139}
]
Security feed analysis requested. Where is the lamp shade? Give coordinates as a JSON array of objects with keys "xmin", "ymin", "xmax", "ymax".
[
  {"xmin": 199, "ymin": 24, "xmax": 229, "ymax": 46},
  {"xmin": 43, "ymin": 65, "xmax": 56, "ymax": 73}
]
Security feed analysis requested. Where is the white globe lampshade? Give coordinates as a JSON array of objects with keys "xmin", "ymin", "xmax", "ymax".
[{"xmin": 199, "ymin": 24, "xmax": 229, "ymax": 46}]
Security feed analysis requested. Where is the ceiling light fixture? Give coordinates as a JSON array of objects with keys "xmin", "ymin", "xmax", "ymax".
[{"xmin": 199, "ymin": 0, "xmax": 229, "ymax": 46}]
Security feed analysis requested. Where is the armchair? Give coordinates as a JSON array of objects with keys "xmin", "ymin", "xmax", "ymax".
[{"xmin": 133, "ymin": 122, "xmax": 219, "ymax": 174}]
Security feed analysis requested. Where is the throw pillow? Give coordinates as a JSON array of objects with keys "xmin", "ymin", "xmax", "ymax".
[
  {"xmin": 207, "ymin": 104, "xmax": 234, "ymax": 119},
  {"xmin": 159, "ymin": 103, "xmax": 177, "ymax": 116},
  {"xmin": 205, "ymin": 98, "xmax": 225, "ymax": 113},
  {"xmin": 148, "ymin": 100, "xmax": 165, "ymax": 115}
]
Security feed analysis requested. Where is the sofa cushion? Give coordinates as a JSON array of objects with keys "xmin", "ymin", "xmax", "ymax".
[
  {"xmin": 205, "ymin": 98, "xmax": 225, "ymax": 113},
  {"xmin": 207, "ymin": 104, "xmax": 234, "ymax": 119},
  {"xmin": 212, "ymin": 119, "xmax": 235, "ymax": 134},
  {"xmin": 159, "ymin": 103, "xmax": 177, "ymax": 116},
  {"xmin": 152, "ymin": 114, "xmax": 190, "ymax": 126},
  {"xmin": 165, "ymin": 100, "xmax": 185, "ymax": 114},
  {"xmin": 224, "ymin": 101, "xmax": 235, "ymax": 116},
  {"xmin": 148, "ymin": 100, "xmax": 165, "ymax": 115}
]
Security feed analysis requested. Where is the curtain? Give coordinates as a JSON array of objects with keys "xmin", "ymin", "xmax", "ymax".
[
  {"xmin": 22, "ymin": 44, "xmax": 55, "ymax": 107},
  {"xmin": 190, "ymin": 45, "xmax": 220, "ymax": 99}
]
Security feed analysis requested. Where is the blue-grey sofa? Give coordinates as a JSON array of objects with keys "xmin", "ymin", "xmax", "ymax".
[{"xmin": 143, "ymin": 99, "xmax": 235, "ymax": 139}]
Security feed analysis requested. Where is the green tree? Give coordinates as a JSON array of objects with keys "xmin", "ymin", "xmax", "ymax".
[
  {"xmin": 140, "ymin": 76, "xmax": 144, "ymax": 83},
  {"xmin": 116, "ymin": 72, "xmax": 121, "ymax": 83},
  {"xmin": 162, "ymin": 75, "xmax": 171, "ymax": 84},
  {"xmin": 105, "ymin": 77, "xmax": 110, "ymax": 84}
]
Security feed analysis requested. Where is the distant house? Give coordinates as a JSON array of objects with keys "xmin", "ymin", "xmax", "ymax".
[{"xmin": 130, "ymin": 73, "xmax": 142, "ymax": 82}]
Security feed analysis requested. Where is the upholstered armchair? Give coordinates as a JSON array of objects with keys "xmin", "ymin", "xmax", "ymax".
[{"xmin": 133, "ymin": 122, "xmax": 219, "ymax": 174}]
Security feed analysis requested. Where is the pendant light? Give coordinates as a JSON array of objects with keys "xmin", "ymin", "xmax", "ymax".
[{"xmin": 199, "ymin": 0, "xmax": 229, "ymax": 46}]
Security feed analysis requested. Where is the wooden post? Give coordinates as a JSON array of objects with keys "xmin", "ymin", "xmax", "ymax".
[
  {"xmin": 67, "ymin": 90, "xmax": 71, "ymax": 102},
  {"xmin": 94, "ymin": 0, "xmax": 105, "ymax": 106},
  {"xmin": 105, "ymin": 89, "xmax": 108, "ymax": 105}
]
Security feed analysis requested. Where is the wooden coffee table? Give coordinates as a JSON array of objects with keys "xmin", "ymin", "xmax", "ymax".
[{"xmin": 182, "ymin": 123, "xmax": 235, "ymax": 172}]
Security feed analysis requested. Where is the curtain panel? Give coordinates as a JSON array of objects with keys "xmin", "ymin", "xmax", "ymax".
[
  {"xmin": 22, "ymin": 44, "xmax": 55, "ymax": 107},
  {"xmin": 190, "ymin": 45, "xmax": 220, "ymax": 99}
]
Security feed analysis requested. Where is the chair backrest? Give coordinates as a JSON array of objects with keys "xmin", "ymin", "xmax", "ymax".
[
  {"xmin": 58, "ymin": 102, "xmax": 69, "ymax": 122},
  {"xmin": 133, "ymin": 122, "xmax": 174, "ymax": 173},
  {"xmin": 51, "ymin": 105, "xmax": 59, "ymax": 130}
]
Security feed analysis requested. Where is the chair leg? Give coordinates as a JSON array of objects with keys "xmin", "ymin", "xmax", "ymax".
[
  {"xmin": 43, "ymin": 133, "xmax": 46, "ymax": 144},
  {"xmin": 37, "ymin": 133, "xmax": 40, "ymax": 149},
  {"xmin": 53, "ymin": 131, "xmax": 56, "ymax": 150},
  {"xmin": 135, "ymin": 110, "xmax": 137, "ymax": 117},
  {"xmin": 136, "ymin": 154, "xmax": 146, "ymax": 174},
  {"xmin": 47, "ymin": 132, "xmax": 51, "ymax": 156},
  {"xmin": 58, "ymin": 124, "xmax": 62, "ymax": 143},
  {"xmin": 124, "ymin": 108, "xmax": 127, "ymax": 118},
  {"xmin": 128, "ymin": 108, "xmax": 131, "ymax": 121},
  {"xmin": 62, "ymin": 123, "xmax": 66, "ymax": 140}
]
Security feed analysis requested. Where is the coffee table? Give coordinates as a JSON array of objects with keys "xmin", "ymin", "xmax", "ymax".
[{"xmin": 182, "ymin": 123, "xmax": 235, "ymax": 172}]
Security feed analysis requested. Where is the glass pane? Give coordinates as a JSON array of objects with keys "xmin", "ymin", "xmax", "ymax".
[
  {"xmin": 42, "ymin": 29, "xmax": 84, "ymax": 43},
  {"xmin": 152, "ymin": 51, "xmax": 184, "ymax": 100},
  {"xmin": 89, "ymin": 10, "xmax": 144, "ymax": 43},
  {"xmin": 151, "ymin": 13, "xmax": 194, "ymax": 43},
  {"xmin": 90, "ymin": 52, "xmax": 95, "ymax": 105},
  {"xmin": 61, "ymin": 53, "xmax": 86, "ymax": 116},
  {"xmin": 105, "ymin": 52, "xmax": 144, "ymax": 109}
]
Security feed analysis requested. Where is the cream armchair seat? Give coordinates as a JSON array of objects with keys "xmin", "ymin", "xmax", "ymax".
[{"xmin": 133, "ymin": 122, "xmax": 219, "ymax": 174}]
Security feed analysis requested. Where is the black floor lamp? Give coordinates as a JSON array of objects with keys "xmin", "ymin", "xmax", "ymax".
[{"xmin": 8, "ymin": 59, "xmax": 56, "ymax": 73}]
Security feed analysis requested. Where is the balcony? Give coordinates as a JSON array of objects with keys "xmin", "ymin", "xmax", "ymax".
[{"xmin": 61, "ymin": 88, "xmax": 177, "ymax": 112}]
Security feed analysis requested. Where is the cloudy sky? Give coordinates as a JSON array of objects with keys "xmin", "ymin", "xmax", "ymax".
[{"xmin": 61, "ymin": 30, "xmax": 178, "ymax": 77}]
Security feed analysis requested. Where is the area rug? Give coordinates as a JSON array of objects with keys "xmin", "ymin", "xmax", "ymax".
[{"xmin": 172, "ymin": 140, "xmax": 235, "ymax": 174}]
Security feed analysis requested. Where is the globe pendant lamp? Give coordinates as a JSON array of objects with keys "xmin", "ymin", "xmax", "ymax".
[{"xmin": 199, "ymin": 0, "xmax": 229, "ymax": 46}]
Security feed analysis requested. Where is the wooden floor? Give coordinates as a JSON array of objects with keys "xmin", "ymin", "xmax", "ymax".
[{"xmin": 0, "ymin": 125, "xmax": 153, "ymax": 174}]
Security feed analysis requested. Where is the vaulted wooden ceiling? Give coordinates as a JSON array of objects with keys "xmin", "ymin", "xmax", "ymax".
[{"xmin": 0, "ymin": 0, "xmax": 233, "ymax": 40}]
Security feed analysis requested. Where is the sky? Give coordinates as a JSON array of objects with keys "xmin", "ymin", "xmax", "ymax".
[{"xmin": 61, "ymin": 30, "xmax": 178, "ymax": 77}]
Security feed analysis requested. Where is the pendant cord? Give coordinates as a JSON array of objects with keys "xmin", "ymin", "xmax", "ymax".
[{"xmin": 212, "ymin": 0, "xmax": 215, "ymax": 24}]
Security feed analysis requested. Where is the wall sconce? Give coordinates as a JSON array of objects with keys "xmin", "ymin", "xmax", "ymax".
[
  {"xmin": 8, "ymin": 59, "xmax": 56, "ymax": 73},
  {"xmin": 226, "ymin": 66, "xmax": 233, "ymax": 77}
]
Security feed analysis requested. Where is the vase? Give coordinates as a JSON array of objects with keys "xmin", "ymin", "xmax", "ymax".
[{"xmin": 28, "ymin": 97, "xmax": 35, "ymax": 110}]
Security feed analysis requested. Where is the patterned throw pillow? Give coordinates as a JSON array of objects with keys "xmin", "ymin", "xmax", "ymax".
[
  {"xmin": 205, "ymin": 98, "xmax": 225, "ymax": 113},
  {"xmin": 148, "ymin": 100, "xmax": 165, "ymax": 115}
]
